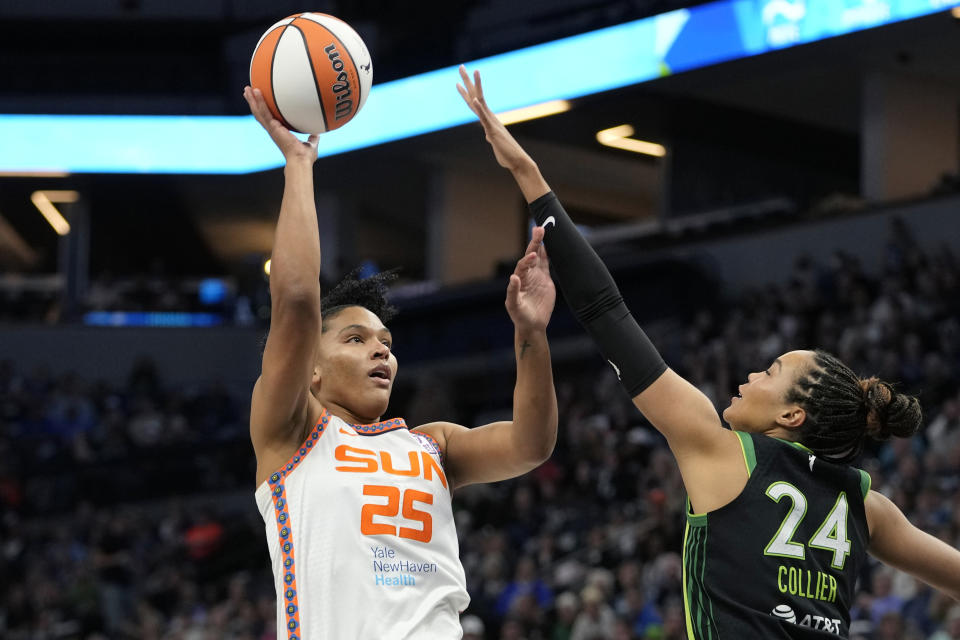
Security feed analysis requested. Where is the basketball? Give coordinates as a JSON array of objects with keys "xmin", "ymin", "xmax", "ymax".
[{"xmin": 249, "ymin": 13, "xmax": 373, "ymax": 134}]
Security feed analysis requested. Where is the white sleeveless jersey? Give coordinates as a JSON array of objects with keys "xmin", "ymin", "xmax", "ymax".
[{"xmin": 255, "ymin": 410, "xmax": 469, "ymax": 640}]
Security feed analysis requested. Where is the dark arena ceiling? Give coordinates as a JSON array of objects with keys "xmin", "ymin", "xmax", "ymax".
[{"xmin": 1, "ymin": 0, "xmax": 959, "ymax": 280}]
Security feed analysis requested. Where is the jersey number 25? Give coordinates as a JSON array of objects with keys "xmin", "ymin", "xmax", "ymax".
[{"xmin": 360, "ymin": 485, "xmax": 433, "ymax": 543}]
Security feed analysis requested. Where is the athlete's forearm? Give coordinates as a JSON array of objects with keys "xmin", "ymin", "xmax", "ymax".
[
  {"xmin": 270, "ymin": 159, "xmax": 321, "ymax": 304},
  {"xmin": 508, "ymin": 159, "xmax": 551, "ymax": 204},
  {"xmin": 528, "ymin": 192, "xmax": 666, "ymax": 396},
  {"xmin": 510, "ymin": 328, "xmax": 558, "ymax": 465}
]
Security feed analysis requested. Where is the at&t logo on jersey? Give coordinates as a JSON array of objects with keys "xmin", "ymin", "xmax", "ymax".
[
  {"xmin": 771, "ymin": 604, "xmax": 796, "ymax": 624},
  {"xmin": 771, "ymin": 604, "xmax": 841, "ymax": 634}
]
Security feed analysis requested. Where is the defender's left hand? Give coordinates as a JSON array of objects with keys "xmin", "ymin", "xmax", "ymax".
[{"xmin": 505, "ymin": 226, "xmax": 556, "ymax": 332}]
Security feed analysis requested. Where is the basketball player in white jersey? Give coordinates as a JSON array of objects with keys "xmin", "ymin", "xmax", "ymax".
[{"xmin": 243, "ymin": 85, "xmax": 559, "ymax": 640}]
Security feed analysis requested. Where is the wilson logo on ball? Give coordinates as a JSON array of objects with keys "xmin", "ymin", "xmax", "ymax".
[
  {"xmin": 250, "ymin": 12, "xmax": 372, "ymax": 134},
  {"xmin": 323, "ymin": 43, "xmax": 353, "ymax": 121}
]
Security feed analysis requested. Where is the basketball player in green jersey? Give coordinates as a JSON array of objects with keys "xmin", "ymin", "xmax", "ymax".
[{"xmin": 458, "ymin": 66, "xmax": 960, "ymax": 639}]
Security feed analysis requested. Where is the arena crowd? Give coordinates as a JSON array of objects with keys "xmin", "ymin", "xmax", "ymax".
[{"xmin": 2, "ymin": 220, "xmax": 959, "ymax": 639}]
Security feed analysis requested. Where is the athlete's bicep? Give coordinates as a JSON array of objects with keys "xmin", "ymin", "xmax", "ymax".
[
  {"xmin": 252, "ymin": 293, "xmax": 320, "ymax": 447},
  {"xmin": 632, "ymin": 368, "xmax": 727, "ymax": 457},
  {"xmin": 415, "ymin": 421, "xmax": 540, "ymax": 489},
  {"xmin": 866, "ymin": 490, "xmax": 960, "ymax": 600}
]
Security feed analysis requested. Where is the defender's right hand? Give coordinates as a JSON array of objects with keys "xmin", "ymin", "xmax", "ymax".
[
  {"xmin": 244, "ymin": 86, "xmax": 319, "ymax": 164},
  {"xmin": 457, "ymin": 65, "xmax": 535, "ymax": 173}
]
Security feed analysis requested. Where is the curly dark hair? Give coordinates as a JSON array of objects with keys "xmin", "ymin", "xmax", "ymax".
[
  {"xmin": 320, "ymin": 268, "xmax": 399, "ymax": 331},
  {"xmin": 786, "ymin": 349, "xmax": 922, "ymax": 463}
]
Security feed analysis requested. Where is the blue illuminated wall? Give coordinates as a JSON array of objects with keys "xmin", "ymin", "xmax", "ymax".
[{"xmin": 1, "ymin": 0, "xmax": 957, "ymax": 174}]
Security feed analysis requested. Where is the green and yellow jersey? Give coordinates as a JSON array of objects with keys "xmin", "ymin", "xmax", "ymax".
[{"xmin": 683, "ymin": 432, "xmax": 871, "ymax": 639}]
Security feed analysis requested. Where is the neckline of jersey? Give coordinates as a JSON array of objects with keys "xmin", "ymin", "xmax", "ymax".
[
  {"xmin": 348, "ymin": 416, "xmax": 407, "ymax": 429},
  {"xmin": 318, "ymin": 407, "xmax": 408, "ymax": 432},
  {"xmin": 773, "ymin": 436, "xmax": 813, "ymax": 453}
]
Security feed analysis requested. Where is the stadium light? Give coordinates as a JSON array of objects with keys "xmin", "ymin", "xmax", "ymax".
[
  {"xmin": 496, "ymin": 100, "xmax": 571, "ymax": 125},
  {"xmin": 596, "ymin": 125, "xmax": 666, "ymax": 157},
  {"xmin": 0, "ymin": 171, "xmax": 70, "ymax": 178},
  {"xmin": 30, "ymin": 190, "xmax": 78, "ymax": 236}
]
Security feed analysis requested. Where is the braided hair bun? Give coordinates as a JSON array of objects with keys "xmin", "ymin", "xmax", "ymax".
[
  {"xmin": 787, "ymin": 350, "xmax": 923, "ymax": 463},
  {"xmin": 859, "ymin": 377, "xmax": 922, "ymax": 440}
]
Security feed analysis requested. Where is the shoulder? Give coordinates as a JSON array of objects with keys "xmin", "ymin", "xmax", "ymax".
[
  {"xmin": 251, "ymin": 385, "xmax": 326, "ymax": 486},
  {"xmin": 864, "ymin": 489, "xmax": 899, "ymax": 533},
  {"xmin": 863, "ymin": 489, "xmax": 917, "ymax": 553},
  {"xmin": 680, "ymin": 428, "xmax": 753, "ymax": 513},
  {"xmin": 411, "ymin": 421, "xmax": 464, "ymax": 457}
]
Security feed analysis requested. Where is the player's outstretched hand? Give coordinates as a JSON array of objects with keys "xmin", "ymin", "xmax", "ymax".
[
  {"xmin": 244, "ymin": 86, "xmax": 319, "ymax": 164},
  {"xmin": 505, "ymin": 226, "xmax": 555, "ymax": 332},
  {"xmin": 457, "ymin": 65, "xmax": 535, "ymax": 172}
]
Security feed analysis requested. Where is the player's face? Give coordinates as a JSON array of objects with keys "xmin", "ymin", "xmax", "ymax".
[
  {"xmin": 314, "ymin": 305, "xmax": 397, "ymax": 422},
  {"xmin": 722, "ymin": 350, "xmax": 815, "ymax": 434}
]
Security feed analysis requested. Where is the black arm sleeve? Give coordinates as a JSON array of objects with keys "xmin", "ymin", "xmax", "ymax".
[{"xmin": 530, "ymin": 191, "xmax": 666, "ymax": 396}]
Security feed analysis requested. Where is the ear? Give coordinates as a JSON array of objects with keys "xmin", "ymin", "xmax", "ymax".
[
  {"xmin": 776, "ymin": 405, "xmax": 806, "ymax": 430},
  {"xmin": 311, "ymin": 365, "xmax": 321, "ymax": 388}
]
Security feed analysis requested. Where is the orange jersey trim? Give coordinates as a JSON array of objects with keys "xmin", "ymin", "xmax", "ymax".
[
  {"xmin": 349, "ymin": 417, "xmax": 408, "ymax": 436},
  {"xmin": 267, "ymin": 409, "xmax": 330, "ymax": 640}
]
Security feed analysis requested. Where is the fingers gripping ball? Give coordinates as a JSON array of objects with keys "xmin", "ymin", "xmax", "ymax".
[{"xmin": 250, "ymin": 13, "xmax": 372, "ymax": 133}]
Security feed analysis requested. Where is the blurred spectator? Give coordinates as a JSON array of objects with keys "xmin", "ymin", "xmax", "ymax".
[
  {"xmin": 551, "ymin": 591, "xmax": 580, "ymax": 640},
  {"xmin": 496, "ymin": 556, "xmax": 553, "ymax": 618},
  {"xmin": 870, "ymin": 570, "xmax": 906, "ymax": 626},
  {"xmin": 462, "ymin": 613, "xmax": 486, "ymax": 640},
  {"xmin": 94, "ymin": 514, "xmax": 136, "ymax": 634},
  {"xmin": 571, "ymin": 585, "xmax": 616, "ymax": 640},
  {"xmin": 929, "ymin": 605, "xmax": 960, "ymax": 640}
]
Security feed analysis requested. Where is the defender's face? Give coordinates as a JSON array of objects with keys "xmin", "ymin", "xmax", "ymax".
[
  {"xmin": 315, "ymin": 306, "xmax": 397, "ymax": 421},
  {"xmin": 722, "ymin": 350, "xmax": 815, "ymax": 433}
]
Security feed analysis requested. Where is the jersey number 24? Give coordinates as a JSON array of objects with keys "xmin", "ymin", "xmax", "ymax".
[{"xmin": 763, "ymin": 481, "xmax": 851, "ymax": 570}]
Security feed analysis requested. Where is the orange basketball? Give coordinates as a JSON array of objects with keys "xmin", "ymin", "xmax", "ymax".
[{"xmin": 249, "ymin": 13, "xmax": 373, "ymax": 134}]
